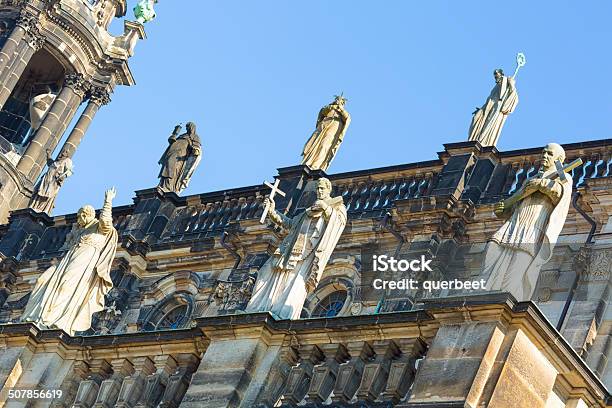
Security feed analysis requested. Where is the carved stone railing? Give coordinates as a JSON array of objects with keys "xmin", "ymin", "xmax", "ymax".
[
  {"xmin": 333, "ymin": 172, "xmax": 438, "ymax": 218},
  {"xmin": 180, "ymin": 295, "xmax": 611, "ymax": 407},
  {"xmin": 488, "ymin": 141, "xmax": 612, "ymax": 201},
  {"xmin": 277, "ymin": 338, "xmax": 425, "ymax": 406},
  {"xmin": 0, "ymin": 295, "xmax": 610, "ymax": 407},
  {"xmin": 28, "ymin": 210, "xmax": 132, "ymax": 259},
  {"xmin": 0, "ymin": 325, "xmax": 203, "ymax": 408}
]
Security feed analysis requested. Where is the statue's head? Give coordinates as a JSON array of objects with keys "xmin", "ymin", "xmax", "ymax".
[
  {"xmin": 77, "ymin": 205, "xmax": 96, "ymax": 227},
  {"xmin": 316, "ymin": 177, "xmax": 332, "ymax": 200},
  {"xmin": 333, "ymin": 94, "xmax": 347, "ymax": 108},
  {"xmin": 493, "ymin": 69, "xmax": 504, "ymax": 83},
  {"xmin": 58, "ymin": 149, "xmax": 70, "ymax": 160},
  {"xmin": 540, "ymin": 143, "xmax": 566, "ymax": 171},
  {"xmin": 186, "ymin": 122, "xmax": 196, "ymax": 134}
]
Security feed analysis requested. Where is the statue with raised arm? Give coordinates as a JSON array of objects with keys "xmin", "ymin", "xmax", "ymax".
[
  {"xmin": 302, "ymin": 95, "xmax": 351, "ymax": 171},
  {"xmin": 29, "ymin": 149, "xmax": 73, "ymax": 215},
  {"xmin": 481, "ymin": 143, "xmax": 574, "ymax": 301},
  {"xmin": 468, "ymin": 53, "xmax": 525, "ymax": 147},
  {"xmin": 21, "ymin": 188, "xmax": 119, "ymax": 335},
  {"xmin": 158, "ymin": 122, "xmax": 202, "ymax": 194},
  {"xmin": 246, "ymin": 178, "xmax": 347, "ymax": 319}
]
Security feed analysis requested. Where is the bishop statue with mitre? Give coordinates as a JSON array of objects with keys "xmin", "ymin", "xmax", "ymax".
[{"xmin": 246, "ymin": 178, "xmax": 347, "ymax": 319}]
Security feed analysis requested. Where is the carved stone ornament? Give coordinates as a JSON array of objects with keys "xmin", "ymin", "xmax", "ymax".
[
  {"xmin": 65, "ymin": 73, "xmax": 91, "ymax": 98},
  {"xmin": 15, "ymin": 9, "xmax": 38, "ymax": 31},
  {"xmin": 89, "ymin": 86, "xmax": 111, "ymax": 106},
  {"xmin": 587, "ymin": 248, "xmax": 612, "ymax": 280},
  {"xmin": 25, "ymin": 27, "xmax": 44, "ymax": 50}
]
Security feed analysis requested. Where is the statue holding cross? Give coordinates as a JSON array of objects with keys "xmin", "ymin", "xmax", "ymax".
[
  {"xmin": 260, "ymin": 179, "xmax": 286, "ymax": 224},
  {"xmin": 247, "ymin": 177, "xmax": 347, "ymax": 319},
  {"xmin": 481, "ymin": 143, "xmax": 575, "ymax": 301}
]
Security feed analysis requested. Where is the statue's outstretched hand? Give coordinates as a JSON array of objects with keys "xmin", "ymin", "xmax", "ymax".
[{"xmin": 105, "ymin": 187, "xmax": 117, "ymax": 202}]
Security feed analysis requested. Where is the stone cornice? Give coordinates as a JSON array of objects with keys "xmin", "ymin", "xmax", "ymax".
[{"xmin": 0, "ymin": 294, "xmax": 610, "ymax": 404}]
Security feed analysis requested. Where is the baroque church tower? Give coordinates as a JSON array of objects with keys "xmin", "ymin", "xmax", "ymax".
[{"xmin": 0, "ymin": 0, "xmax": 145, "ymax": 223}]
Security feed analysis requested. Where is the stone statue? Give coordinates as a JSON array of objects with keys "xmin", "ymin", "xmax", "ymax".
[
  {"xmin": 158, "ymin": 122, "xmax": 202, "ymax": 194},
  {"xmin": 29, "ymin": 149, "xmax": 73, "ymax": 215},
  {"xmin": 134, "ymin": 0, "xmax": 157, "ymax": 24},
  {"xmin": 301, "ymin": 95, "xmax": 351, "ymax": 171},
  {"xmin": 21, "ymin": 188, "xmax": 118, "ymax": 336},
  {"xmin": 245, "ymin": 178, "xmax": 347, "ymax": 319},
  {"xmin": 468, "ymin": 53, "xmax": 525, "ymax": 147},
  {"xmin": 482, "ymin": 143, "xmax": 573, "ymax": 301},
  {"xmin": 29, "ymin": 85, "xmax": 56, "ymax": 131}
]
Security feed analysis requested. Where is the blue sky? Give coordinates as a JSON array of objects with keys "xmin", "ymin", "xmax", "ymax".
[{"xmin": 52, "ymin": 0, "xmax": 612, "ymax": 214}]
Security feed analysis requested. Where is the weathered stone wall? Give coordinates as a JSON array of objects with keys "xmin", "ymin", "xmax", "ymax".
[{"xmin": 0, "ymin": 139, "xmax": 610, "ymax": 405}]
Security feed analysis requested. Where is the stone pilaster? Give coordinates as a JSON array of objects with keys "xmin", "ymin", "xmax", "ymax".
[
  {"xmin": 431, "ymin": 141, "xmax": 481, "ymax": 201},
  {"xmin": 279, "ymin": 345, "xmax": 324, "ymax": 406},
  {"xmin": 408, "ymin": 321, "xmax": 507, "ymax": 406},
  {"xmin": 116, "ymin": 357, "xmax": 156, "ymax": 408},
  {"xmin": 135, "ymin": 355, "xmax": 177, "ymax": 408},
  {"xmin": 331, "ymin": 341, "xmax": 374, "ymax": 404},
  {"xmin": 355, "ymin": 340, "xmax": 400, "ymax": 402},
  {"xmin": 158, "ymin": 354, "xmax": 199, "ymax": 408},
  {"xmin": 181, "ymin": 319, "xmax": 284, "ymax": 408},
  {"xmin": 121, "ymin": 188, "xmax": 181, "ymax": 249},
  {"xmin": 305, "ymin": 343, "xmax": 349, "ymax": 404},
  {"xmin": 72, "ymin": 360, "xmax": 113, "ymax": 408},
  {"xmin": 93, "ymin": 358, "xmax": 135, "ymax": 408}
]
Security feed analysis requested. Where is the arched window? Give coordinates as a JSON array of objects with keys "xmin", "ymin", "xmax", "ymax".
[
  {"xmin": 311, "ymin": 290, "xmax": 347, "ymax": 318},
  {"xmin": 142, "ymin": 292, "xmax": 193, "ymax": 331}
]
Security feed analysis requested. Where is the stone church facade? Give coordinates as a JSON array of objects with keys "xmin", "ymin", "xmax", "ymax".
[{"xmin": 0, "ymin": 1, "xmax": 610, "ymax": 407}]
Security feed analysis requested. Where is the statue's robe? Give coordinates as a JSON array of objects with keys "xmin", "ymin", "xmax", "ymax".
[
  {"xmin": 30, "ymin": 157, "xmax": 73, "ymax": 214},
  {"xmin": 29, "ymin": 91, "xmax": 56, "ymax": 130},
  {"xmin": 302, "ymin": 106, "xmax": 350, "ymax": 171},
  {"xmin": 21, "ymin": 207, "xmax": 117, "ymax": 335},
  {"xmin": 468, "ymin": 75, "xmax": 518, "ymax": 147},
  {"xmin": 483, "ymin": 171, "xmax": 572, "ymax": 301},
  {"xmin": 158, "ymin": 132, "xmax": 202, "ymax": 193},
  {"xmin": 246, "ymin": 198, "xmax": 347, "ymax": 319}
]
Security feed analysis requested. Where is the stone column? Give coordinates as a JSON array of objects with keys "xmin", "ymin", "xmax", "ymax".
[
  {"xmin": 59, "ymin": 86, "xmax": 111, "ymax": 158},
  {"xmin": 0, "ymin": 10, "xmax": 45, "ymax": 109},
  {"xmin": 0, "ymin": 11, "xmax": 32, "ymax": 72},
  {"xmin": 17, "ymin": 73, "xmax": 89, "ymax": 181}
]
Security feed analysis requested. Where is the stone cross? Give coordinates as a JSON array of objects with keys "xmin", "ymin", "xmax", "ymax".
[
  {"xmin": 552, "ymin": 158, "xmax": 582, "ymax": 182},
  {"xmin": 260, "ymin": 179, "xmax": 286, "ymax": 224}
]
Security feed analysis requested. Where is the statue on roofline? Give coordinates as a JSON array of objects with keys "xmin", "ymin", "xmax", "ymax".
[
  {"xmin": 158, "ymin": 122, "xmax": 202, "ymax": 194},
  {"xmin": 21, "ymin": 188, "xmax": 118, "ymax": 336},
  {"xmin": 302, "ymin": 94, "xmax": 351, "ymax": 172},
  {"xmin": 246, "ymin": 177, "xmax": 347, "ymax": 319},
  {"xmin": 481, "ymin": 143, "xmax": 580, "ymax": 301},
  {"xmin": 468, "ymin": 52, "xmax": 525, "ymax": 147}
]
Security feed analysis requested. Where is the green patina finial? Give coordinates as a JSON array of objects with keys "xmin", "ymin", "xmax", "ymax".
[{"xmin": 134, "ymin": 0, "xmax": 158, "ymax": 24}]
